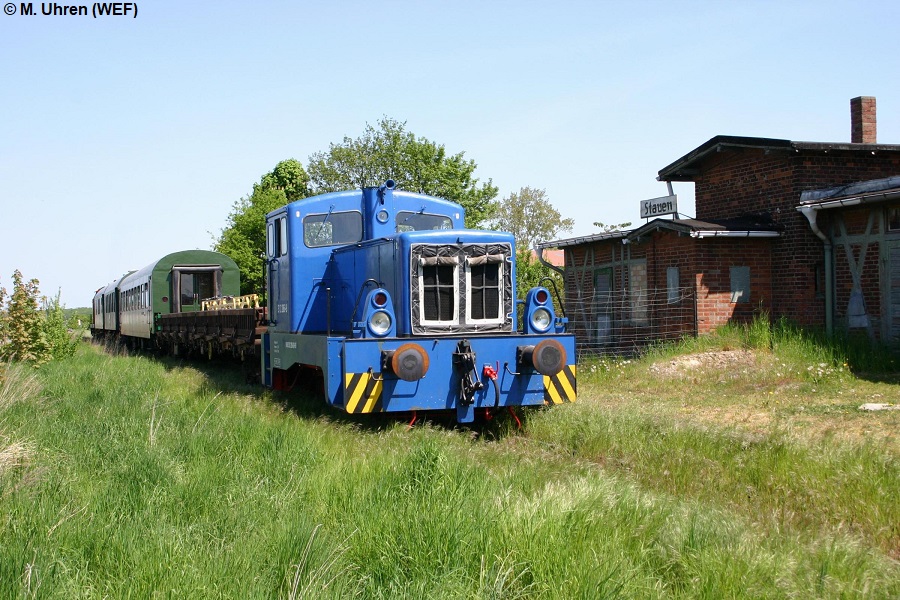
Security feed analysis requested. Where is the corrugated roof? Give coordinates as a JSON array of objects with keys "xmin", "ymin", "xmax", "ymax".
[{"xmin": 798, "ymin": 175, "xmax": 900, "ymax": 205}]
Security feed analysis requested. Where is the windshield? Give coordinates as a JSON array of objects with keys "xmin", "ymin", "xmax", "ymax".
[{"xmin": 396, "ymin": 211, "xmax": 453, "ymax": 232}]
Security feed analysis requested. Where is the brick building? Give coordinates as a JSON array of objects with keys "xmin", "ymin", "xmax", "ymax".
[{"xmin": 543, "ymin": 97, "xmax": 900, "ymax": 354}]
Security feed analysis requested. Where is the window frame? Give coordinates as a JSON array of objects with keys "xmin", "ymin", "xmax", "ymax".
[
  {"xmin": 417, "ymin": 258, "xmax": 460, "ymax": 326},
  {"xmin": 629, "ymin": 260, "xmax": 649, "ymax": 326},
  {"xmin": 302, "ymin": 210, "xmax": 363, "ymax": 248},
  {"xmin": 464, "ymin": 256, "xmax": 506, "ymax": 326},
  {"xmin": 730, "ymin": 266, "xmax": 751, "ymax": 304},
  {"xmin": 667, "ymin": 266, "xmax": 681, "ymax": 305},
  {"xmin": 396, "ymin": 211, "xmax": 453, "ymax": 232}
]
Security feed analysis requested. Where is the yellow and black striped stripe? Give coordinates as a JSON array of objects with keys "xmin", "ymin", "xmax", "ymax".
[
  {"xmin": 544, "ymin": 365, "xmax": 576, "ymax": 404},
  {"xmin": 344, "ymin": 372, "xmax": 384, "ymax": 414}
]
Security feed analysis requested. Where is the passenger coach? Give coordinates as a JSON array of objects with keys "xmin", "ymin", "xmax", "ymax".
[{"xmin": 91, "ymin": 250, "xmax": 240, "ymax": 347}]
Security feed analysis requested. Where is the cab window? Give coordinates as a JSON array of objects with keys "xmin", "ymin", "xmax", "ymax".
[
  {"xmin": 267, "ymin": 217, "xmax": 289, "ymax": 257},
  {"xmin": 303, "ymin": 211, "xmax": 363, "ymax": 247},
  {"xmin": 396, "ymin": 211, "xmax": 452, "ymax": 232}
]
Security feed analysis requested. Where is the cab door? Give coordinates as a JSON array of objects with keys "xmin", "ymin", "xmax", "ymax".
[{"xmin": 267, "ymin": 212, "xmax": 291, "ymax": 331}]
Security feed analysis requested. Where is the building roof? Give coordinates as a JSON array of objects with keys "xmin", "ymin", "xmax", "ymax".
[
  {"xmin": 627, "ymin": 216, "xmax": 782, "ymax": 241},
  {"xmin": 798, "ymin": 174, "xmax": 900, "ymax": 208},
  {"xmin": 541, "ymin": 215, "xmax": 782, "ymax": 249},
  {"xmin": 657, "ymin": 135, "xmax": 900, "ymax": 182},
  {"xmin": 537, "ymin": 229, "xmax": 629, "ymax": 249}
]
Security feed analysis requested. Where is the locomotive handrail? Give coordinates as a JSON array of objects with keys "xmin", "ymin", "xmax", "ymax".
[
  {"xmin": 350, "ymin": 278, "xmax": 382, "ymax": 329},
  {"xmin": 539, "ymin": 276, "xmax": 567, "ymax": 318},
  {"xmin": 503, "ymin": 362, "xmax": 521, "ymax": 376},
  {"xmin": 311, "ymin": 281, "xmax": 332, "ymax": 337}
]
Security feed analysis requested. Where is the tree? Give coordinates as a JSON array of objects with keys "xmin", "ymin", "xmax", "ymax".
[
  {"xmin": 0, "ymin": 271, "xmax": 47, "ymax": 364},
  {"xmin": 0, "ymin": 271, "xmax": 79, "ymax": 365},
  {"xmin": 306, "ymin": 117, "xmax": 498, "ymax": 228},
  {"xmin": 487, "ymin": 187, "xmax": 573, "ymax": 301},
  {"xmin": 42, "ymin": 292, "xmax": 80, "ymax": 361},
  {"xmin": 215, "ymin": 160, "xmax": 310, "ymax": 296},
  {"xmin": 593, "ymin": 220, "xmax": 632, "ymax": 232},
  {"xmin": 489, "ymin": 186, "xmax": 574, "ymax": 252},
  {"xmin": 259, "ymin": 158, "xmax": 310, "ymax": 201}
]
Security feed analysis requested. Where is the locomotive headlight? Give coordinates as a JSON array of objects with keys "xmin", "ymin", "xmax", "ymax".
[
  {"xmin": 368, "ymin": 311, "xmax": 392, "ymax": 336},
  {"xmin": 530, "ymin": 308, "xmax": 552, "ymax": 332}
]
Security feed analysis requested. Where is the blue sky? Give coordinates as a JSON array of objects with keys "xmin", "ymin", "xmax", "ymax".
[{"xmin": 1, "ymin": 0, "xmax": 898, "ymax": 307}]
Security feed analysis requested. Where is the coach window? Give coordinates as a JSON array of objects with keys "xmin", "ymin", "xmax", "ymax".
[
  {"xmin": 181, "ymin": 273, "xmax": 195, "ymax": 306},
  {"xmin": 195, "ymin": 272, "xmax": 214, "ymax": 302}
]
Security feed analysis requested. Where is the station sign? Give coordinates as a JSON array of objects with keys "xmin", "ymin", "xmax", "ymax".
[{"xmin": 639, "ymin": 194, "xmax": 678, "ymax": 219}]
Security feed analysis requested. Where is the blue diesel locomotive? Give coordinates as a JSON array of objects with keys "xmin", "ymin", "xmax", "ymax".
[
  {"xmin": 260, "ymin": 181, "xmax": 576, "ymax": 423},
  {"xmin": 92, "ymin": 183, "xmax": 576, "ymax": 423}
]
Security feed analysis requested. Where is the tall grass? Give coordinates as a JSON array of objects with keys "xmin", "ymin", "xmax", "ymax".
[
  {"xmin": 0, "ymin": 340, "xmax": 897, "ymax": 597},
  {"xmin": 641, "ymin": 314, "xmax": 898, "ymax": 376},
  {"xmin": 0, "ymin": 361, "xmax": 39, "ymax": 485}
]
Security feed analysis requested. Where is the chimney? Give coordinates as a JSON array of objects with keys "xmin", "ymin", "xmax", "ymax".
[{"xmin": 851, "ymin": 96, "xmax": 876, "ymax": 144}]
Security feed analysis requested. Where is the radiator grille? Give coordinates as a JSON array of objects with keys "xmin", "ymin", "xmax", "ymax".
[{"xmin": 409, "ymin": 243, "xmax": 513, "ymax": 334}]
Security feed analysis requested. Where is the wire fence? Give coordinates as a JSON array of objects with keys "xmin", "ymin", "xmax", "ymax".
[{"xmin": 561, "ymin": 286, "xmax": 698, "ymax": 358}]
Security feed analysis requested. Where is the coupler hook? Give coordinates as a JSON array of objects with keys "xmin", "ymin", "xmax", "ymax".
[{"xmin": 453, "ymin": 339, "xmax": 483, "ymax": 406}]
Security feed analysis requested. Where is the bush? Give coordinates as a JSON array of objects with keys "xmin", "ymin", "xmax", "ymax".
[{"xmin": 0, "ymin": 270, "xmax": 80, "ymax": 366}]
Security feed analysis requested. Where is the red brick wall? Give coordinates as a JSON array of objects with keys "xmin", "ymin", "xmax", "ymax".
[
  {"xmin": 851, "ymin": 96, "xmax": 877, "ymax": 144},
  {"xmin": 688, "ymin": 238, "xmax": 773, "ymax": 334},
  {"xmin": 692, "ymin": 147, "xmax": 900, "ymax": 328},
  {"xmin": 646, "ymin": 232, "xmax": 697, "ymax": 337}
]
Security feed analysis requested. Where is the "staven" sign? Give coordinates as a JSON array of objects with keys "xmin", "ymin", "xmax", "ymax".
[{"xmin": 639, "ymin": 195, "xmax": 678, "ymax": 219}]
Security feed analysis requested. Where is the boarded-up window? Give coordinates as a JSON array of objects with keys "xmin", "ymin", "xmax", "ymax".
[
  {"xmin": 667, "ymin": 267, "xmax": 680, "ymax": 304},
  {"xmin": 630, "ymin": 261, "xmax": 648, "ymax": 325},
  {"xmin": 731, "ymin": 266, "xmax": 750, "ymax": 303},
  {"xmin": 593, "ymin": 268, "xmax": 612, "ymax": 343}
]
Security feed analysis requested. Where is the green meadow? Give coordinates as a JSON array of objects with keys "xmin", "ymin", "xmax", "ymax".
[{"xmin": 1, "ymin": 324, "xmax": 898, "ymax": 598}]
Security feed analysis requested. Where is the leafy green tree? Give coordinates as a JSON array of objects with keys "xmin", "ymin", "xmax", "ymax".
[
  {"xmin": 259, "ymin": 158, "xmax": 310, "ymax": 201},
  {"xmin": 488, "ymin": 187, "xmax": 572, "ymax": 301},
  {"xmin": 215, "ymin": 160, "xmax": 310, "ymax": 296},
  {"xmin": 512, "ymin": 248, "xmax": 565, "ymax": 303},
  {"xmin": 42, "ymin": 292, "xmax": 80, "ymax": 360},
  {"xmin": 307, "ymin": 117, "xmax": 498, "ymax": 228},
  {"xmin": 0, "ymin": 271, "xmax": 49, "ymax": 364},
  {"xmin": 593, "ymin": 220, "xmax": 632, "ymax": 232},
  {"xmin": 489, "ymin": 186, "xmax": 574, "ymax": 252}
]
